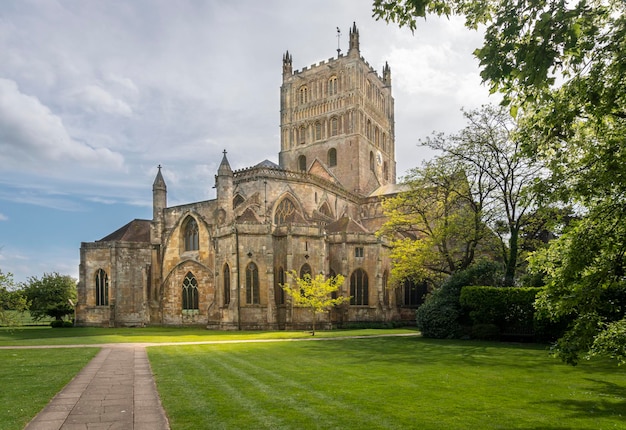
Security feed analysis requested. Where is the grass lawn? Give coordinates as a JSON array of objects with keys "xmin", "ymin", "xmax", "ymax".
[
  {"xmin": 0, "ymin": 348, "xmax": 99, "ymax": 430},
  {"xmin": 148, "ymin": 337, "xmax": 626, "ymax": 430},
  {"xmin": 0, "ymin": 326, "xmax": 417, "ymax": 346}
]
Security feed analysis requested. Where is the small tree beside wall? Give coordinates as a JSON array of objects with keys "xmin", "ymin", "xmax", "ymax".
[{"xmin": 282, "ymin": 271, "xmax": 349, "ymax": 336}]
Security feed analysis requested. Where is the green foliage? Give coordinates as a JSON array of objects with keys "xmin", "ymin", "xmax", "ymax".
[
  {"xmin": 22, "ymin": 272, "xmax": 76, "ymax": 322},
  {"xmin": 281, "ymin": 271, "xmax": 349, "ymax": 335},
  {"xmin": 379, "ymin": 156, "xmax": 492, "ymax": 284},
  {"xmin": 532, "ymin": 210, "xmax": 626, "ymax": 365},
  {"xmin": 421, "ymin": 105, "xmax": 545, "ymax": 286},
  {"xmin": 0, "ymin": 270, "xmax": 28, "ymax": 326},
  {"xmin": 460, "ymin": 286, "xmax": 540, "ymax": 326},
  {"xmin": 373, "ymin": 0, "xmax": 626, "ymax": 364},
  {"xmin": 416, "ymin": 261, "xmax": 503, "ymax": 338},
  {"xmin": 50, "ymin": 320, "xmax": 74, "ymax": 328}
]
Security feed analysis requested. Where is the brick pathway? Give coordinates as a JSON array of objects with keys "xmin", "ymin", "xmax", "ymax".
[{"xmin": 24, "ymin": 345, "xmax": 169, "ymax": 430}]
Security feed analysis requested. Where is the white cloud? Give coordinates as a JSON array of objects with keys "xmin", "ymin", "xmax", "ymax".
[
  {"xmin": 70, "ymin": 84, "xmax": 133, "ymax": 116},
  {"xmin": 0, "ymin": 78, "xmax": 125, "ymax": 171}
]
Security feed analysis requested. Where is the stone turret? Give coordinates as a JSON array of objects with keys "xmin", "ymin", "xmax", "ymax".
[
  {"xmin": 215, "ymin": 150, "xmax": 234, "ymax": 224},
  {"xmin": 383, "ymin": 61, "xmax": 391, "ymax": 87},
  {"xmin": 152, "ymin": 165, "xmax": 167, "ymax": 223},
  {"xmin": 348, "ymin": 22, "xmax": 359, "ymax": 56},
  {"xmin": 282, "ymin": 50, "xmax": 292, "ymax": 80}
]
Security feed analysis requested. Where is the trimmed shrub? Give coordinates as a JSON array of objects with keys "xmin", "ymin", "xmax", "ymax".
[
  {"xmin": 460, "ymin": 286, "xmax": 542, "ymax": 339},
  {"xmin": 416, "ymin": 261, "xmax": 504, "ymax": 339},
  {"xmin": 471, "ymin": 323, "xmax": 500, "ymax": 340},
  {"xmin": 50, "ymin": 320, "xmax": 74, "ymax": 328}
]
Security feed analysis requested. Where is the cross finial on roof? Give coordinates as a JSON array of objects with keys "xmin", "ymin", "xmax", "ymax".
[
  {"xmin": 223, "ymin": 149, "xmax": 227, "ymax": 156},
  {"xmin": 157, "ymin": 164, "xmax": 162, "ymax": 171}
]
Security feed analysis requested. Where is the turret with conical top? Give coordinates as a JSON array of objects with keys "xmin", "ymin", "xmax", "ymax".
[
  {"xmin": 215, "ymin": 150, "xmax": 234, "ymax": 224},
  {"xmin": 152, "ymin": 165, "xmax": 167, "ymax": 222}
]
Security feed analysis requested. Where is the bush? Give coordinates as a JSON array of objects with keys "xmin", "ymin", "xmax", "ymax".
[
  {"xmin": 416, "ymin": 261, "xmax": 504, "ymax": 339},
  {"xmin": 460, "ymin": 286, "xmax": 543, "ymax": 339},
  {"xmin": 50, "ymin": 320, "xmax": 74, "ymax": 328}
]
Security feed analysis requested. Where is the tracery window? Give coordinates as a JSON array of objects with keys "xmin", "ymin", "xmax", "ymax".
[
  {"xmin": 403, "ymin": 279, "xmax": 427, "ymax": 307},
  {"xmin": 223, "ymin": 263, "xmax": 231, "ymax": 305},
  {"xmin": 370, "ymin": 151, "xmax": 375, "ymax": 172},
  {"xmin": 350, "ymin": 269, "xmax": 369, "ymax": 306},
  {"xmin": 274, "ymin": 197, "xmax": 299, "ymax": 224},
  {"xmin": 328, "ymin": 76, "xmax": 338, "ymax": 95},
  {"xmin": 184, "ymin": 217, "xmax": 199, "ymax": 251},
  {"xmin": 299, "ymin": 86, "xmax": 308, "ymax": 104},
  {"xmin": 328, "ymin": 148, "xmax": 337, "ymax": 167},
  {"xmin": 298, "ymin": 155, "xmax": 307, "ymax": 172},
  {"xmin": 95, "ymin": 269, "xmax": 108, "ymax": 307},
  {"xmin": 246, "ymin": 262, "xmax": 260, "ymax": 304},
  {"xmin": 314, "ymin": 121, "xmax": 322, "ymax": 141},
  {"xmin": 182, "ymin": 271, "xmax": 199, "ymax": 311},
  {"xmin": 319, "ymin": 202, "xmax": 332, "ymax": 218},
  {"xmin": 275, "ymin": 266, "xmax": 285, "ymax": 305},
  {"xmin": 383, "ymin": 162, "xmax": 389, "ymax": 181}
]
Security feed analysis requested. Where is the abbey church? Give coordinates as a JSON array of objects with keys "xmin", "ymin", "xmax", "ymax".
[{"xmin": 76, "ymin": 23, "xmax": 425, "ymax": 329}]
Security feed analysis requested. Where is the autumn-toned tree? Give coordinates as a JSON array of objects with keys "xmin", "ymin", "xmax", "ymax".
[{"xmin": 281, "ymin": 271, "xmax": 349, "ymax": 335}]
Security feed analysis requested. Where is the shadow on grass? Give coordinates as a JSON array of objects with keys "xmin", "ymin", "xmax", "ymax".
[{"xmin": 529, "ymin": 378, "xmax": 626, "ymax": 421}]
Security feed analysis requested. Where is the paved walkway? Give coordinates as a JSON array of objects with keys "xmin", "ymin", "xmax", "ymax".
[{"xmin": 24, "ymin": 345, "xmax": 169, "ymax": 430}]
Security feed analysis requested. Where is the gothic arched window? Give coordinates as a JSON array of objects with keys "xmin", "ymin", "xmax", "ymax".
[
  {"xmin": 246, "ymin": 262, "xmax": 260, "ymax": 304},
  {"xmin": 350, "ymin": 269, "xmax": 369, "ymax": 306},
  {"xmin": 184, "ymin": 217, "xmax": 199, "ymax": 251},
  {"xmin": 299, "ymin": 86, "xmax": 308, "ymax": 104},
  {"xmin": 182, "ymin": 272, "xmax": 199, "ymax": 311},
  {"xmin": 95, "ymin": 269, "xmax": 108, "ymax": 306},
  {"xmin": 330, "ymin": 117, "xmax": 338, "ymax": 137},
  {"xmin": 369, "ymin": 151, "xmax": 375, "ymax": 172},
  {"xmin": 274, "ymin": 197, "xmax": 299, "ymax": 224},
  {"xmin": 300, "ymin": 263, "xmax": 312, "ymax": 280},
  {"xmin": 403, "ymin": 278, "xmax": 427, "ymax": 307},
  {"xmin": 314, "ymin": 121, "xmax": 322, "ymax": 141},
  {"xmin": 233, "ymin": 194, "xmax": 245, "ymax": 209},
  {"xmin": 384, "ymin": 162, "xmax": 389, "ymax": 181},
  {"xmin": 298, "ymin": 155, "xmax": 307, "ymax": 172},
  {"xmin": 328, "ymin": 148, "xmax": 337, "ymax": 167},
  {"xmin": 328, "ymin": 76, "xmax": 338, "ymax": 95},
  {"xmin": 223, "ymin": 263, "xmax": 231, "ymax": 305}
]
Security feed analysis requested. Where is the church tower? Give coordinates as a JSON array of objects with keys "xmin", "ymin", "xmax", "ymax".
[{"xmin": 278, "ymin": 22, "xmax": 396, "ymax": 196}]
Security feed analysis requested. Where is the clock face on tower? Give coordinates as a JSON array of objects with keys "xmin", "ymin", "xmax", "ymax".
[{"xmin": 376, "ymin": 151, "xmax": 382, "ymax": 166}]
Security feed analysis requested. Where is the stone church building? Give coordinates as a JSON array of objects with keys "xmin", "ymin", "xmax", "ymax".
[{"xmin": 76, "ymin": 23, "xmax": 424, "ymax": 329}]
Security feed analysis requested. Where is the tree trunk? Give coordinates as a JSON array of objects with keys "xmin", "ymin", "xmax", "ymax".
[{"xmin": 504, "ymin": 228, "xmax": 519, "ymax": 287}]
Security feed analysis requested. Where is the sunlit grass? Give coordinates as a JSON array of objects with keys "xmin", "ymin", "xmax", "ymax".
[
  {"xmin": 0, "ymin": 348, "xmax": 99, "ymax": 430},
  {"xmin": 149, "ymin": 337, "xmax": 626, "ymax": 430},
  {"xmin": 0, "ymin": 326, "xmax": 418, "ymax": 346}
]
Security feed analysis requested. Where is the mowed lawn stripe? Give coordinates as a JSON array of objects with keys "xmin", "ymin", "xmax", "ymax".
[
  {"xmin": 151, "ymin": 345, "xmax": 290, "ymax": 429},
  {"xmin": 205, "ymin": 344, "xmax": 398, "ymax": 428}
]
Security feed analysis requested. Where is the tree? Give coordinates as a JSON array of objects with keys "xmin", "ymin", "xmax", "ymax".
[
  {"xmin": 379, "ymin": 156, "xmax": 494, "ymax": 285},
  {"xmin": 373, "ymin": 0, "xmax": 626, "ymax": 363},
  {"xmin": 281, "ymin": 271, "xmax": 349, "ymax": 335},
  {"xmin": 0, "ymin": 269, "xmax": 27, "ymax": 326},
  {"xmin": 422, "ymin": 105, "xmax": 545, "ymax": 286},
  {"xmin": 23, "ymin": 272, "xmax": 76, "ymax": 322}
]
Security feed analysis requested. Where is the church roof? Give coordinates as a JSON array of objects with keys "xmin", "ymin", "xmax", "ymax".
[
  {"xmin": 325, "ymin": 216, "xmax": 369, "ymax": 234},
  {"xmin": 98, "ymin": 219, "xmax": 151, "ymax": 243},
  {"xmin": 218, "ymin": 150, "xmax": 233, "ymax": 176},
  {"xmin": 255, "ymin": 159, "xmax": 280, "ymax": 169},
  {"xmin": 368, "ymin": 183, "xmax": 408, "ymax": 197}
]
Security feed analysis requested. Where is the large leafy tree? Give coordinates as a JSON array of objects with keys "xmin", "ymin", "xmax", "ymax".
[
  {"xmin": 373, "ymin": 0, "xmax": 626, "ymax": 363},
  {"xmin": 281, "ymin": 271, "xmax": 349, "ymax": 336},
  {"xmin": 23, "ymin": 272, "xmax": 76, "ymax": 322},
  {"xmin": 379, "ymin": 156, "xmax": 493, "ymax": 285},
  {"xmin": 422, "ymin": 105, "xmax": 544, "ymax": 286}
]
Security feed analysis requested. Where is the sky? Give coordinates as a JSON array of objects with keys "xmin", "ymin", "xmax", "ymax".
[{"xmin": 0, "ymin": 0, "xmax": 495, "ymax": 285}]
